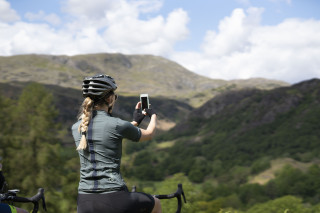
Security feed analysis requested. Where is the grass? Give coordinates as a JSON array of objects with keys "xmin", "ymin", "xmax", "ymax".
[
  {"xmin": 156, "ymin": 140, "xmax": 176, "ymax": 149},
  {"xmin": 248, "ymin": 157, "xmax": 320, "ymax": 185}
]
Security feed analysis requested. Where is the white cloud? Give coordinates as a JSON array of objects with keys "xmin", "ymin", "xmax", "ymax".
[
  {"xmin": 0, "ymin": 0, "xmax": 20, "ymax": 22},
  {"xmin": 0, "ymin": 0, "xmax": 189, "ymax": 57},
  {"xmin": 201, "ymin": 7, "xmax": 264, "ymax": 57},
  {"xmin": 62, "ymin": 0, "xmax": 117, "ymax": 19},
  {"xmin": 104, "ymin": 7, "xmax": 189, "ymax": 55},
  {"xmin": 25, "ymin": 11, "xmax": 61, "ymax": 26},
  {"xmin": 130, "ymin": 0, "xmax": 163, "ymax": 13},
  {"xmin": 0, "ymin": 21, "xmax": 112, "ymax": 55},
  {"xmin": 1, "ymin": 1, "xmax": 320, "ymax": 84},
  {"xmin": 171, "ymin": 7, "xmax": 320, "ymax": 83},
  {"xmin": 62, "ymin": 0, "xmax": 162, "ymax": 22}
]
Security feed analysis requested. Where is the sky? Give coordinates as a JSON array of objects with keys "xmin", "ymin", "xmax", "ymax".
[{"xmin": 1, "ymin": 0, "xmax": 320, "ymax": 84}]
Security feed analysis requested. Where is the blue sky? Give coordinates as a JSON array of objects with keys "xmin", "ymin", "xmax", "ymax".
[
  {"xmin": 160, "ymin": 0, "xmax": 320, "ymax": 50},
  {"xmin": 1, "ymin": 0, "xmax": 320, "ymax": 83}
]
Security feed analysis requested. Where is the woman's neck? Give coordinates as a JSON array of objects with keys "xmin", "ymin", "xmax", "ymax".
[{"xmin": 94, "ymin": 105, "xmax": 109, "ymax": 112}]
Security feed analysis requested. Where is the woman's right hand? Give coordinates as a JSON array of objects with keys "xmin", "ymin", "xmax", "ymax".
[
  {"xmin": 145, "ymin": 108, "xmax": 156, "ymax": 118},
  {"xmin": 132, "ymin": 102, "xmax": 145, "ymax": 126}
]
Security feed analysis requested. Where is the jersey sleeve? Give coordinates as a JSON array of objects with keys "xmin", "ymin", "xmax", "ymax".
[{"xmin": 116, "ymin": 119, "xmax": 141, "ymax": 142}]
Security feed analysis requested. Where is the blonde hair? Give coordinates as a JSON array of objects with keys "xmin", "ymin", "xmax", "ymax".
[
  {"xmin": 76, "ymin": 93, "xmax": 116, "ymax": 150},
  {"xmin": 77, "ymin": 97, "xmax": 94, "ymax": 150}
]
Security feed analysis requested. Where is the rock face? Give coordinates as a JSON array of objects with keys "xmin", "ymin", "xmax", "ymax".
[{"xmin": 172, "ymin": 78, "xmax": 320, "ymax": 137}]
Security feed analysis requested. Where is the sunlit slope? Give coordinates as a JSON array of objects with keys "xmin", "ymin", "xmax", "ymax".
[{"xmin": 0, "ymin": 53, "xmax": 288, "ymax": 106}]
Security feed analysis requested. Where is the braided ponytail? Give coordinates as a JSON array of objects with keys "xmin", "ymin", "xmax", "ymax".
[{"xmin": 77, "ymin": 97, "xmax": 94, "ymax": 150}]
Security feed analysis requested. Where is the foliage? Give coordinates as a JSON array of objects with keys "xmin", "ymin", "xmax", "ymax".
[
  {"xmin": 0, "ymin": 83, "xmax": 76, "ymax": 212},
  {"xmin": 140, "ymin": 173, "xmax": 201, "ymax": 213},
  {"xmin": 141, "ymin": 80, "xmax": 320, "ymax": 185},
  {"xmin": 1, "ymin": 79, "xmax": 320, "ymax": 213},
  {"xmin": 246, "ymin": 196, "xmax": 313, "ymax": 213}
]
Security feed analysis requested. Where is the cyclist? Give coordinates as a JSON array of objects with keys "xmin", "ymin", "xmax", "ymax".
[
  {"xmin": 71, "ymin": 74, "xmax": 162, "ymax": 213},
  {"xmin": 0, "ymin": 163, "xmax": 29, "ymax": 213}
]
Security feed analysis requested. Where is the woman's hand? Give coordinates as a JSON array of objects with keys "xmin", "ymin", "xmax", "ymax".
[
  {"xmin": 132, "ymin": 102, "xmax": 145, "ymax": 126},
  {"xmin": 145, "ymin": 108, "xmax": 156, "ymax": 118}
]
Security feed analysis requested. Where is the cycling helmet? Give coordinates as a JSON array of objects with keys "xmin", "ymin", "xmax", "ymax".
[{"xmin": 82, "ymin": 74, "xmax": 117, "ymax": 98}]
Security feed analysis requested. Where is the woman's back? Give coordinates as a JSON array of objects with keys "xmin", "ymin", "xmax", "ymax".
[{"xmin": 72, "ymin": 110, "xmax": 141, "ymax": 194}]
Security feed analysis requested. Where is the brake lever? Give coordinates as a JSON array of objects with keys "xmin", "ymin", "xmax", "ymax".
[
  {"xmin": 181, "ymin": 189, "xmax": 187, "ymax": 203},
  {"xmin": 42, "ymin": 194, "xmax": 47, "ymax": 211}
]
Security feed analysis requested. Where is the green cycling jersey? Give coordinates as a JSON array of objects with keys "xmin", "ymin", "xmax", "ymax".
[{"xmin": 71, "ymin": 110, "xmax": 141, "ymax": 194}]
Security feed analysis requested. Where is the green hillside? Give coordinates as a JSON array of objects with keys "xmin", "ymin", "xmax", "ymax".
[
  {"xmin": 0, "ymin": 53, "xmax": 288, "ymax": 107},
  {"xmin": 147, "ymin": 78, "xmax": 320, "ymax": 181},
  {"xmin": 1, "ymin": 53, "xmax": 320, "ymax": 212},
  {"xmin": 120, "ymin": 78, "xmax": 320, "ymax": 212},
  {"xmin": 0, "ymin": 78, "xmax": 319, "ymax": 212}
]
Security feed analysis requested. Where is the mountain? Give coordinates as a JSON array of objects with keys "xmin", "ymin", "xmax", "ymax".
[
  {"xmin": 132, "ymin": 78, "xmax": 320, "ymax": 182},
  {"xmin": 0, "ymin": 53, "xmax": 288, "ymax": 107},
  {"xmin": 1, "ymin": 53, "xmax": 319, "ymax": 211}
]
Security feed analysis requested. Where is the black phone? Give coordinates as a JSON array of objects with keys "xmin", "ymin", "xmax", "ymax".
[{"xmin": 140, "ymin": 94, "xmax": 149, "ymax": 110}]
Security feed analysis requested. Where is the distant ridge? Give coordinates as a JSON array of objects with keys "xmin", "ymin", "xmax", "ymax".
[{"xmin": 0, "ymin": 53, "xmax": 289, "ymax": 106}]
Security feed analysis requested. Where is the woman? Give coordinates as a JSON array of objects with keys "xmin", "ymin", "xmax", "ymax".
[{"xmin": 71, "ymin": 74, "xmax": 162, "ymax": 213}]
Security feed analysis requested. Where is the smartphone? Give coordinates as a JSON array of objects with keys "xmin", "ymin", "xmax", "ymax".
[{"xmin": 140, "ymin": 94, "xmax": 149, "ymax": 110}]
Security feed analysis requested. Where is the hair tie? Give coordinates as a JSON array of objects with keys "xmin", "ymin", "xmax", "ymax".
[{"xmin": 82, "ymin": 132, "xmax": 86, "ymax": 136}]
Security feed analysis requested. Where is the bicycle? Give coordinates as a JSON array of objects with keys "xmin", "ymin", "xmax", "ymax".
[
  {"xmin": 0, "ymin": 186, "xmax": 47, "ymax": 213},
  {"xmin": 132, "ymin": 183, "xmax": 187, "ymax": 213},
  {"xmin": 1, "ymin": 182, "xmax": 184, "ymax": 213}
]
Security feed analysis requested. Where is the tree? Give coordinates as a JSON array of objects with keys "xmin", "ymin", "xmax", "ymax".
[
  {"xmin": 3, "ymin": 83, "xmax": 64, "ymax": 212},
  {"xmin": 247, "ymin": 196, "xmax": 312, "ymax": 213},
  {"xmin": 0, "ymin": 95, "xmax": 13, "ymax": 159}
]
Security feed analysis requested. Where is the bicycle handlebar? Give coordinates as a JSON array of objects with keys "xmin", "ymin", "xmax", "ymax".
[
  {"xmin": 131, "ymin": 183, "xmax": 187, "ymax": 213},
  {"xmin": 154, "ymin": 184, "xmax": 187, "ymax": 213},
  {"xmin": 0, "ymin": 188, "xmax": 47, "ymax": 213}
]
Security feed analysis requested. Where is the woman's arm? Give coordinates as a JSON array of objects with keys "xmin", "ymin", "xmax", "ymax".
[
  {"xmin": 130, "ymin": 101, "xmax": 157, "ymax": 141},
  {"xmin": 139, "ymin": 110, "xmax": 157, "ymax": 142}
]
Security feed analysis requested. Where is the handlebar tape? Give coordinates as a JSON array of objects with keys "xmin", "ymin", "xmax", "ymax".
[
  {"xmin": 31, "ymin": 188, "xmax": 47, "ymax": 211},
  {"xmin": 11, "ymin": 196, "xmax": 32, "ymax": 203},
  {"xmin": 30, "ymin": 188, "xmax": 45, "ymax": 202},
  {"xmin": 155, "ymin": 194, "xmax": 175, "ymax": 199}
]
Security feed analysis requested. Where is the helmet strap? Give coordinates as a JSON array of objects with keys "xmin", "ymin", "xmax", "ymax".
[{"xmin": 108, "ymin": 105, "xmax": 113, "ymax": 115}]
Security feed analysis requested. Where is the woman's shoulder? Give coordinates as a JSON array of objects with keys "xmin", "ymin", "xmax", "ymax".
[{"xmin": 71, "ymin": 119, "xmax": 81, "ymax": 131}]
